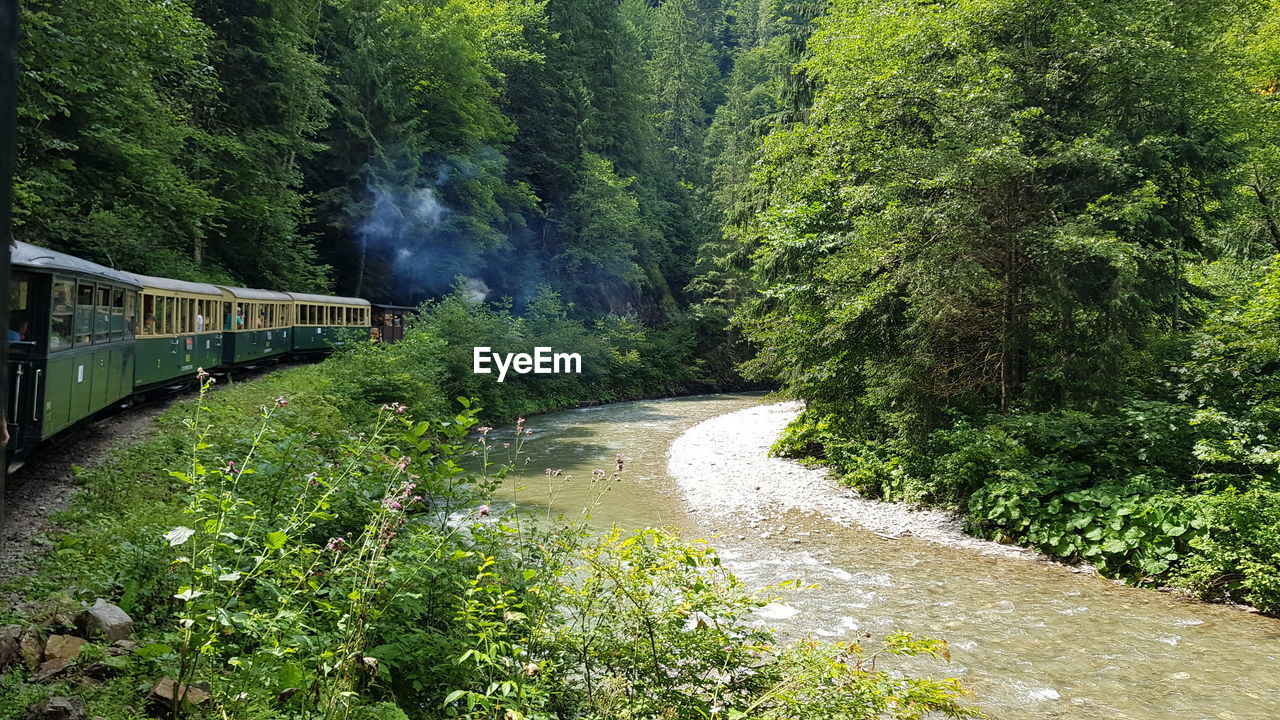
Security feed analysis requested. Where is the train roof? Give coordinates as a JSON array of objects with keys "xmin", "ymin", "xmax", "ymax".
[
  {"xmin": 286, "ymin": 291, "xmax": 371, "ymax": 307},
  {"xmin": 10, "ymin": 241, "xmax": 142, "ymax": 287},
  {"xmin": 125, "ymin": 272, "xmax": 223, "ymax": 296},
  {"xmin": 370, "ymin": 303, "xmax": 417, "ymax": 311},
  {"xmin": 216, "ymin": 285, "xmax": 293, "ymax": 301}
]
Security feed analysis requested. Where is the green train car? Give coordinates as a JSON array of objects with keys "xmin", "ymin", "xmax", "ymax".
[
  {"xmin": 288, "ymin": 292, "xmax": 371, "ymax": 353},
  {"xmin": 129, "ymin": 273, "xmax": 225, "ymax": 387},
  {"xmin": 5, "ymin": 241, "xmax": 374, "ymax": 471},
  {"xmin": 217, "ymin": 286, "xmax": 293, "ymax": 365}
]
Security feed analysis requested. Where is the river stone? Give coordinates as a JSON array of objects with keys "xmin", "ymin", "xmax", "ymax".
[
  {"xmin": 44, "ymin": 634, "xmax": 85, "ymax": 662},
  {"xmin": 23, "ymin": 697, "xmax": 86, "ymax": 720},
  {"xmin": 79, "ymin": 599, "xmax": 132, "ymax": 642}
]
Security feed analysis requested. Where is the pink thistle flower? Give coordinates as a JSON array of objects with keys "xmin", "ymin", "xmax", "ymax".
[
  {"xmin": 477, "ymin": 504, "xmax": 491, "ymax": 518},
  {"xmin": 196, "ymin": 367, "xmax": 210, "ymax": 380},
  {"xmin": 276, "ymin": 395, "xmax": 288, "ymax": 407},
  {"xmin": 396, "ymin": 456, "xmax": 411, "ymax": 471},
  {"xmin": 478, "ymin": 426, "xmax": 493, "ymax": 436},
  {"xmin": 326, "ymin": 537, "xmax": 346, "ymax": 552}
]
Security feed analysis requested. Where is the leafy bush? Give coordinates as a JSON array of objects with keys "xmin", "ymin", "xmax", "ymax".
[
  {"xmin": 8, "ymin": 367, "xmax": 977, "ymax": 719},
  {"xmin": 326, "ymin": 289, "xmax": 713, "ymax": 424},
  {"xmin": 1174, "ymin": 488, "xmax": 1280, "ymax": 611}
]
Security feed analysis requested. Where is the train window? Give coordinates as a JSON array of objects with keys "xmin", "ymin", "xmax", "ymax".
[
  {"xmin": 125, "ymin": 290, "xmax": 138, "ymax": 339},
  {"xmin": 9, "ymin": 271, "xmax": 34, "ymax": 346},
  {"xmin": 94, "ymin": 286, "xmax": 111, "ymax": 342},
  {"xmin": 142, "ymin": 295, "xmax": 156, "ymax": 335},
  {"xmin": 110, "ymin": 288, "xmax": 125, "ymax": 341},
  {"xmin": 48, "ymin": 278, "xmax": 74, "ymax": 350},
  {"xmin": 186, "ymin": 298, "xmax": 196, "ymax": 333},
  {"xmin": 74, "ymin": 283, "xmax": 95, "ymax": 346},
  {"xmin": 163, "ymin": 296, "xmax": 175, "ymax": 335}
]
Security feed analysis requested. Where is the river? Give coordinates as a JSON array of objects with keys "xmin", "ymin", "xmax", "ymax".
[{"xmin": 502, "ymin": 393, "xmax": 1280, "ymax": 720}]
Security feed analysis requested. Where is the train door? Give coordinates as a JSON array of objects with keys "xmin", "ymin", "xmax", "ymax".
[
  {"xmin": 90, "ymin": 285, "xmax": 111, "ymax": 410},
  {"xmin": 6, "ymin": 270, "xmax": 44, "ymax": 462}
]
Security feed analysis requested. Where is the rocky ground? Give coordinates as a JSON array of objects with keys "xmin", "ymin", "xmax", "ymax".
[
  {"xmin": 0, "ymin": 401, "xmax": 172, "ymax": 591},
  {"xmin": 667, "ymin": 401, "xmax": 1037, "ymax": 560}
]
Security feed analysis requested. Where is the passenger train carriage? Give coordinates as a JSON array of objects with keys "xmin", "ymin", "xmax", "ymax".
[{"xmin": 6, "ymin": 241, "xmax": 380, "ymax": 471}]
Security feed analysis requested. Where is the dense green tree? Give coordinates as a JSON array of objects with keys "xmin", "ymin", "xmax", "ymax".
[
  {"xmin": 16, "ymin": 0, "xmax": 222, "ymax": 280},
  {"xmin": 737, "ymin": 0, "xmax": 1248, "ymax": 430},
  {"xmin": 649, "ymin": 0, "xmax": 719, "ymax": 184},
  {"xmin": 194, "ymin": 0, "xmax": 333, "ymax": 290},
  {"xmin": 306, "ymin": 0, "xmax": 537, "ymax": 303}
]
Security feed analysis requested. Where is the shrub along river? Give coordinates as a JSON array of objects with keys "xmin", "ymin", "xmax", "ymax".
[{"xmin": 503, "ymin": 393, "xmax": 1280, "ymax": 719}]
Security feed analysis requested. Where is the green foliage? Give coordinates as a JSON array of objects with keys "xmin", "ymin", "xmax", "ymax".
[
  {"xmin": 735, "ymin": 0, "xmax": 1250, "ymax": 426},
  {"xmin": 324, "ymin": 289, "xmax": 710, "ymax": 423},
  {"xmin": 7, "ymin": 366, "xmax": 976, "ymax": 719}
]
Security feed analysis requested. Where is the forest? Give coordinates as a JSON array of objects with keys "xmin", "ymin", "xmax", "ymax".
[{"xmin": 7, "ymin": 0, "xmax": 1280, "ymax": 716}]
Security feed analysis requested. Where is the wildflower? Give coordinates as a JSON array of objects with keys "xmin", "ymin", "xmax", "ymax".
[
  {"xmin": 382, "ymin": 498, "xmax": 403, "ymax": 510},
  {"xmin": 226, "ymin": 460, "xmax": 236, "ymax": 473},
  {"xmin": 616, "ymin": 453, "xmax": 625, "ymax": 471},
  {"xmin": 410, "ymin": 495, "xmax": 422, "ymax": 504},
  {"xmin": 503, "ymin": 442, "xmax": 510, "ymax": 449},
  {"xmin": 523, "ymin": 662, "xmax": 540, "ymax": 677},
  {"xmin": 307, "ymin": 472, "xmax": 319, "ymax": 486},
  {"xmin": 326, "ymin": 537, "xmax": 346, "ymax": 552},
  {"xmin": 516, "ymin": 417, "xmax": 526, "ymax": 431},
  {"xmin": 276, "ymin": 395, "xmax": 288, "ymax": 407},
  {"xmin": 396, "ymin": 456, "xmax": 411, "ymax": 471},
  {"xmin": 592, "ymin": 469, "xmax": 606, "ymax": 481},
  {"xmin": 196, "ymin": 367, "xmax": 210, "ymax": 380},
  {"xmin": 477, "ymin": 504, "xmax": 491, "ymax": 518},
  {"xmin": 478, "ymin": 426, "xmax": 492, "ymax": 436}
]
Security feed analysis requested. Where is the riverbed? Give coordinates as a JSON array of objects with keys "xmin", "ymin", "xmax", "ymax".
[{"xmin": 506, "ymin": 393, "xmax": 1280, "ymax": 720}]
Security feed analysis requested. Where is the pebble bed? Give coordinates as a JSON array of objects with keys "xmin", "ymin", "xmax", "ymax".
[{"xmin": 667, "ymin": 401, "xmax": 1036, "ymax": 559}]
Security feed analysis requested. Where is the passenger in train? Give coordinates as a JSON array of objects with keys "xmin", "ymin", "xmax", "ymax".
[
  {"xmin": 7, "ymin": 311, "xmax": 28, "ymax": 342},
  {"xmin": 144, "ymin": 313, "xmax": 157, "ymax": 334}
]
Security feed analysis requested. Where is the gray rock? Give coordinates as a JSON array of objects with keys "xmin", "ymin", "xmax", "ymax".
[
  {"xmin": 0, "ymin": 625, "xmax": 21, "ymax": 670},
  {"xmin": 23, "ymin": 697, "xmax": 86, "ymax": 720},
  {"xmin": 79, "ymin": 599, "xmax": 133, "ymax": 642}
]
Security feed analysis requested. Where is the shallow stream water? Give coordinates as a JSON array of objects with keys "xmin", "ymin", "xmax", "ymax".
[{"xmin": 504, "ymin": 394, "xmax": 1280, "ymax": 720}]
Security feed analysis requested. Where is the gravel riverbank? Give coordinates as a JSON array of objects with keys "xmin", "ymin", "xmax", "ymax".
[{"xmin": 667, "ymin": 401, "xmax": 1036, "ymax": 560}]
